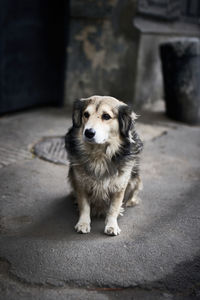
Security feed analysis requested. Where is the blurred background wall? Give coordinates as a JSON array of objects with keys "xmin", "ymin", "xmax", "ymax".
[
  {"xmin": 65, "ymin": 0, "xmax": 200, "ymax": 109},
  {"xmin": 0, "ymin": 0, "xmax": 68, "ymax": 114},
  {"xmin": 0, "ymin": 0, "xmax": 199, "ymax": 114}
]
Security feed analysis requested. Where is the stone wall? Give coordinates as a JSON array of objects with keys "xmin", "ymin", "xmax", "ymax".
[
  {"xmin": 64, "ymin": 0, "xmax": 140, "ymax": 107},
  {"xmin": 64, "ymin": 0, "xmax": 200, "ymax": 110}
]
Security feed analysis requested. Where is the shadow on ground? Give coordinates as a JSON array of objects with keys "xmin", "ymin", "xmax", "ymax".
[{"xmin": 21, "ymin": 195, "xmax": 77, "ymax": 239}]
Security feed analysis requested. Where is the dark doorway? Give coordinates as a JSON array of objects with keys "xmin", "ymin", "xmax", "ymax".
[{"xmin": 0, "ymin": 0, "xmax": 68, "ymax": 114}]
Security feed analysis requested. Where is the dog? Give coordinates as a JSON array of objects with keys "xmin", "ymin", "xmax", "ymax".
[{"xmin": 65, "ymin": 95, "xmax": 143, "ymax": 235}]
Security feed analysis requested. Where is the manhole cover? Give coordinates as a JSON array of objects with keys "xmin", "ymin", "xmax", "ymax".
[{"xmin": 33, "ymin": 136, "xmax": 68, "ymax": 165}]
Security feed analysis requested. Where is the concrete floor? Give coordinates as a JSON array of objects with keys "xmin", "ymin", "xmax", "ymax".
[{"xmin": 0, "ymin": 105, "xmax": 200, "ymax": 300}]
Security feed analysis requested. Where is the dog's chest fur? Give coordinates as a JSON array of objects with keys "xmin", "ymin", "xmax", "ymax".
[
  {"xmin": 73, "ymin": 161, "xmax": 132, "ymax": 216},
  {"xmin": 74, "ymin": 162, "xmax": 131, "ymax": 200},
  {"xmin": 72, "ymin": 146, "xmax": 133, "ymax": 209}
]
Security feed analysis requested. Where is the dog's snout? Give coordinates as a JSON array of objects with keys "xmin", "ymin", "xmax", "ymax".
[{"xmin": 85, "ymin": 128, "xmax": 95, "ymax": 139}]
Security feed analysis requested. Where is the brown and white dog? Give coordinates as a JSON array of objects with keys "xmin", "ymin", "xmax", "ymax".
[{"xmin": 65, "ymin": 95, "xmax": 143, "ymax": 235}]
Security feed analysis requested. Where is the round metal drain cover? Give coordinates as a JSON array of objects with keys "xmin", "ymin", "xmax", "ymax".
[{"xmin": 33, "ymin": 136, "xmax": 68, "ymax": 165}]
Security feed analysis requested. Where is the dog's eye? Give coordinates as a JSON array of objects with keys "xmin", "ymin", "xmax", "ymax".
[
  {"xmin": 84, "ymin": 112, "xmax": 90, "ymax": 118},
  {"xmin": 102, "ymin": 113, "xmax": 111, "ymax": 120}
]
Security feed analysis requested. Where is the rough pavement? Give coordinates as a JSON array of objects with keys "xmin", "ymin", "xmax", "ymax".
[{"xmin": 0, "ymin": 106, "xmax": 200, "ymax": 300}]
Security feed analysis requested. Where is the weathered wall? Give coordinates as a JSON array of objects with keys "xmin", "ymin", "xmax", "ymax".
[
  {"xmin": 64, "ymin": 0, "xmax": 200, "ymax": 110},
  {"xmin": 64, "ymin": 0, "xmax": 140, "ymax": 107}
]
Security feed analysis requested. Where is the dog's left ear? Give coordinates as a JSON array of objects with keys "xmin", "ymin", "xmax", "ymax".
[
  {"xmin": 72, "ymin": 99, "xmax": 86, "ymax": 128},
  {"xmin": 118, "ymin": 105, "xmax": 137, "ymax": 138}
]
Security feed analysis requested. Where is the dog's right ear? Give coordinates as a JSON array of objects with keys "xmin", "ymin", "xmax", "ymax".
[{"xmin": 72, "ymin": 99, "xmax": 86, "ymax": 128}]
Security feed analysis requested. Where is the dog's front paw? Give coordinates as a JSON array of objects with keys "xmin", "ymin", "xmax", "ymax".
[
  {"xmin": 75, "ymin": 222, "xmax": 91, "ymax": 234},
  {"xmin": 104, "ymin": 224, "xmax": 121, "ymax": 236}
]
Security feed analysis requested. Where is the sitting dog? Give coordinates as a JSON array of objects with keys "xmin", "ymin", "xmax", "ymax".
[{"xmin": 65, "ymin": 95, "xmax": 143, "ymax": 235}]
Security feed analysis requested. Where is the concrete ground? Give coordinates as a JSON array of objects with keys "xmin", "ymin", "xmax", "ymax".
[{"xmin": 0, "ymin": 103, "xmax": 200, "ymax": 300}]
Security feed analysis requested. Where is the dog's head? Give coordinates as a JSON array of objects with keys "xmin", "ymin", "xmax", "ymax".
[{"xmin": 72, "ymin": 95, "xmax": 137, "ymax": 144}]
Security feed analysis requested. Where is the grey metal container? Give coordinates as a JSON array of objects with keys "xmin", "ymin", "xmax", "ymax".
[{"xmin": 160, "ymin": 38, "xmax": 200, "ymax": 125}]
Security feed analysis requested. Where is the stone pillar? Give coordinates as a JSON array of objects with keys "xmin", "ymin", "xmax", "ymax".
[{"xmin": 160, "ymin": 38, "xmax": 200, "ymax": 124}]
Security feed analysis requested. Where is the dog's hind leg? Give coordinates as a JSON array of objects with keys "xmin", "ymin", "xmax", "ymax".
[{"xmin": 124, "ymin": 175, "xmax": 142, "ymax": 207}]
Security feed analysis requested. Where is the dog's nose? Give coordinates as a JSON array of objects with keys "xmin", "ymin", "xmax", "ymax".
[{"xmin": 85, "ymin": 128, "xmax": 95, "ymax": 139}]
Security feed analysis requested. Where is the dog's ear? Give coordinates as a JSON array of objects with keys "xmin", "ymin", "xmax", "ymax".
[
  {"xmin": 72, "ymin": 99, "xmax": 86, "ymax": 128},
  {"xmin": 118, "ymin": 105, "xmax": 136, "ymax": 138}
]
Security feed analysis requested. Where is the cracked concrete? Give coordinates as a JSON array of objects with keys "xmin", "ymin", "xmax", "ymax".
[{"xmin": 0, "ymin": 106, "xmax": 200, "ymax": 299}]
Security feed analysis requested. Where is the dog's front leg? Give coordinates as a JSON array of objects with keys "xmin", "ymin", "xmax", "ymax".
[
  {"xmin": 104, "ymin": 189, "xmax": 125, "ymax": 236},
  {"xmin": 75, "ymin": 192, "xmax": 91, "ymax": 234}
]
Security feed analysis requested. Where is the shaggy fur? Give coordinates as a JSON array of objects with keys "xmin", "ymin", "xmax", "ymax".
[{"xmin": 65, "ymin": 95, "xmax": 143, "ymax": 235}]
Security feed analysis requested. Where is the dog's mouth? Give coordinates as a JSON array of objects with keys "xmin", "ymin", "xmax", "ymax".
[
  {"xmin": 83, "ymin": 136, "xmax": 106, "ymax": 144},
  {"xmin": 83, "ymin": 136, "xmax": 95, "ymax": 144}
]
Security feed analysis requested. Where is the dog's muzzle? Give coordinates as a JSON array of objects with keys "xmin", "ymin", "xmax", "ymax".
[{"xmin": 84, "ymin": 128, "xmax": 96, "ymax": 140}]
